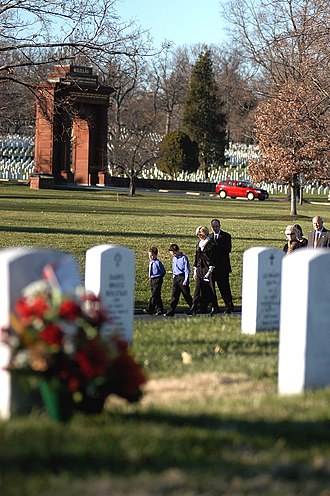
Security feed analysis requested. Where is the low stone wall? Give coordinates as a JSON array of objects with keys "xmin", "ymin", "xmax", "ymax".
[{"xmin": 106, "ymin": 176, "xmax": 216, "ymax": 193}]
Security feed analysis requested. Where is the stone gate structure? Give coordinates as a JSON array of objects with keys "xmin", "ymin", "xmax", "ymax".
[{"xmin": 32, "ymin": 65, "xmax": 113, "ymax": 188}]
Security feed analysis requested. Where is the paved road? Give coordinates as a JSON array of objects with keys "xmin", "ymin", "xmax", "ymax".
[
  {"xmin": 57, "ymin": 183, "xmax": 279, "ymax": 202},
  {"xmin": 134, "ymin": 307, "xmax": 242, "ymax": 320}
]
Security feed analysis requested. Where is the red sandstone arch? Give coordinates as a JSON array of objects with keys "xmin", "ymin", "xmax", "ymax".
[{"xmin": 33, "ymin": 65, "xmax": 113, "ymax": 188}]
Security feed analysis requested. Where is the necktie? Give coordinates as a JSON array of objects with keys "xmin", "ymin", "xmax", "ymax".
[{"xmin": 314, "ymin": 232, "xmax": 320, "ymax": 249}]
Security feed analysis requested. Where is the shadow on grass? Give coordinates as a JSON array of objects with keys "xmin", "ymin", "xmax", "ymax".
[
  {"xmin": 1, "ymin": 409, "xmax": 329, "ymax": 482},
  {"xmin": 0, "ymin": 225, "xmax": 285, "ymax": 245},
  {"xmin": 0, "ymin": 225, "xmax": 191, "ymax": 238}
]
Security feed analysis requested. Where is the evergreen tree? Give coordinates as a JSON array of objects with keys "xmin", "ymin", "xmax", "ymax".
[
  {"xmin": 157, "ymin": 130, "xmax": 199, "ymax": 178},
  {"xmin": 182, "ymin": 48, "xmax": 227, "ymax": 176}
]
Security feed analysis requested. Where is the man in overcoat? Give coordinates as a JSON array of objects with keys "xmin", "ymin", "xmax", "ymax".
[
  {"xmin": 308, "ymin": 215, "xmax": 330, "ymax": 249},
  {"xmin": 210, "ymin": 218, "xmax": 234, "ymax": 313}
]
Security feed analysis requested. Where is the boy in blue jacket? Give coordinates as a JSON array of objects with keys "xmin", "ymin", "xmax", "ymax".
[
  {"xmin": 144, "ymin": 246, "xmax": 166, "ymax": 315},
  {"xmin": 165, "ymin": 243, "xmax": 192, "ymax": 316}
]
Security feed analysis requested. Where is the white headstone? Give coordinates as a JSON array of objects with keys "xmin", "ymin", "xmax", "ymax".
[
  {"xmin": 241, "ymin": 247, "xmax": 285, "ymax": 334},
  {"xmin": 85, "ymin": 245, "xmax": 135, "ymax": 342},
  {"xmin": 0, "ymin": 247, "xmax": 81, "ymax": 420},
  {"xmin": 278, "ymin": 249, "xmax": 330, "ymax": 394}
]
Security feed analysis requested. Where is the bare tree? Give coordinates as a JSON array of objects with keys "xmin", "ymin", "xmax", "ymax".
[
  {"xmin": 212, "ymin": 45, "xmax": 258, "ymax": 143},
  {"xmin": 109, "ymin": 126, "xmax": 159, "ymax": 196},
  {"xmin": 0, "ymin": 76, "xmax": 34, "ymax": 134},
  {"xmin": 150, "ymin": 47, "xmax": 192, "ymax": 134},
  {"xmin": 0, "ymin": 0, "xmax": 153, "ymax": 128},
  {"xmin": 106, "ymin": 54, "xmax": 160, "ymax": 196},
  {"xmin": 221, "ymin": 0, "xmax": 330, "ymax": 92}
]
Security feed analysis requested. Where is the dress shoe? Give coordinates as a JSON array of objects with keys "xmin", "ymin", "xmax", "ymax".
[
  {"xmin": 154, "ymin": 310, "xmax": 163, "ymax": 316},
  {"xmin": 187, "ymin": 307, "xmax": 196, "ymax": 316},
  {"xmin": 209, "ymin": 307, "xmax": 218, "ymax": 317},
  {"xmin": 164, "ymin": 311, "xmax": 174, "ymax": 317}
]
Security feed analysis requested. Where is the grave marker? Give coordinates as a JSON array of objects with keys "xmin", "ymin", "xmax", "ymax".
[
  {"xmin": 0, "ymin": 247, "xmax": 81, "ymax": 419},
  {"xmin": 241, "ymin": 247, "xmax": 284, "ymax": 334},
  {"xmin": 278, "ymin": 249, "xmax": 330, "ymax": 394},
  {"xmin": 85, "ymin": 245, "xmax": 135, "ymax": 342}
]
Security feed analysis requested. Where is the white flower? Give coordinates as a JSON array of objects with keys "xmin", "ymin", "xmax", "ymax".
[
  {"xmin": 63, "ymin": 338, "xmax": 76, "ymax": 355},
  {"xmin": 13, "ymin": 350, "xmax": 29, "ymax": 368},
  {"xmin": 22, "ymin": 280, "xmax": 51, "ymax": 298}
]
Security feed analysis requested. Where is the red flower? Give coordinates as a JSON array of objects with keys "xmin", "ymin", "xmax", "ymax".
[
  {"xmin": 40, "ymin": 323, "xmax": 64, "ymax": 346},
  {"xmin": 108, "ymin": 351, "xmax": 146, "ymax": 402},
  {"xmin": 59, "ymin": 360, "xmax": 84, "ymax": 391},
  {"xmin": 16, "ymin": 296, "xmax": 49, "ymax": 321},
  {"xmin": 67, "ymin": 376, "xmax": 83, "ymax": 392},
  {"xmin": 59, "ymin": 300, "xmax": 82, "ymax": 320},
  {"xmin": 74, "ymin": 341, "xmax": 108, "ymax": 380}
]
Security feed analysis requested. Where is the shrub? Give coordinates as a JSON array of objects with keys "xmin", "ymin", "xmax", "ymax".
[{"xmin": 157, "ymin": 130, "xmax": 199, "ymax": 178}]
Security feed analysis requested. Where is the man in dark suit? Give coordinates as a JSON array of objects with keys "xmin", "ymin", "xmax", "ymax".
[
  {"xmin": 210, "ymin": 218, "xmax": 234, "ymax": 313},
  {"xmin": 308, "ymin": 215, "xmax": 330, "ymax": 249}
]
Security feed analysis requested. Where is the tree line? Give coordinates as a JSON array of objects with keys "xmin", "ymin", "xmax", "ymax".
[{"xmin": 1, "ymin": 0, "xmax": 329, "ymax": 213}]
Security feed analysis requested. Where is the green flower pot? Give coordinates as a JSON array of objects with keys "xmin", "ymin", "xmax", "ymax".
[{"xmin": 39, "ymin": 380, "xmax": 74, "ymax": 422}]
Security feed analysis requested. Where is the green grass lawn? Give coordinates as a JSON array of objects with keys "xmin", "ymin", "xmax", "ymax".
[
  {"xmin": 0, "ymin": 182, "xmax": 328, "ymax": 308},
  {"xmin": 0, "ymin": 183, "xmax": 329, "ymax": 495}
]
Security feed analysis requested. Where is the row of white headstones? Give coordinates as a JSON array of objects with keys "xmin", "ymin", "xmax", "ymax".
[
  {"xmin": 0, "ymin": 244, "xmax": 329, "ymax": 419},
  {"xmin": 0, "ymin": 244, "xmax": 135, "ymax": 420},
  {"xmin": 241, "ymin": 246, "xmax": 330, "ymax": 395}
]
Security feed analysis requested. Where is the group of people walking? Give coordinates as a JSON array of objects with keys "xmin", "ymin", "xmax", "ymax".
[
  {"xmin": 143, "ymin": 218, "xmax": 234, "ymax": 317},
  {"xmin": 283, "ymin": 215, "xmax": 330, "ymax": 254},
  {"xmin": 143, "ymin": 214, "xmax": 330, "ymax": 317}
]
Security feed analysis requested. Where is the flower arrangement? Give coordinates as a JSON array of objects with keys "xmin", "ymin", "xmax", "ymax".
[{"xmin": 1, "ymin": 280, "xmax": 146, "ymax": 418}]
